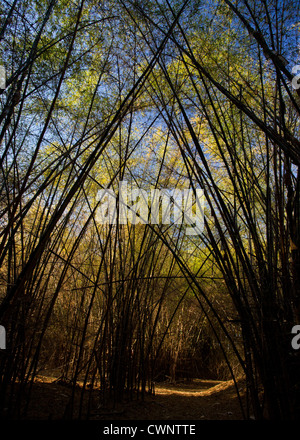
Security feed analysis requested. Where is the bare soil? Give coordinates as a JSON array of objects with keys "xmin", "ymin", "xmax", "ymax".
[{"xmin": 6, "ymin": 376, "xmax": 249, "ymax": 420}]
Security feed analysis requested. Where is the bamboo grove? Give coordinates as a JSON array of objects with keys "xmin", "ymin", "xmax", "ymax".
[{"xmin": 0, "ymin": 0, "xmax": 300, "ymax": 420}]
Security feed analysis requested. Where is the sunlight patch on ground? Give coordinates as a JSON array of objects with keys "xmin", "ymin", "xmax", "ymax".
[{"xmin": 154, "ymin": 380, "xmax": 235, "ymax": 397}]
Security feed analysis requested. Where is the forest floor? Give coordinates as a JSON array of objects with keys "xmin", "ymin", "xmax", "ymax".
[{"xmin": 9, "ymin": 375, "xmax": 250, "ymax": 420}]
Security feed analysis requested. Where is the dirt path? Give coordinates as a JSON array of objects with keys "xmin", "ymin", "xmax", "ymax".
[
  {"xmin": 98, "ymin": 379, "xmax": 247, "ymax": 420},
  {"xmin": 15, "ymin": 377, "xmax": 247, "ymax": 420}
]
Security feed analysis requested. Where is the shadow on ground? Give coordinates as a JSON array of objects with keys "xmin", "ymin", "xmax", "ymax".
[{"xmin": 1, "ymin": 377, "xmax": 248, "ymax": 420}]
